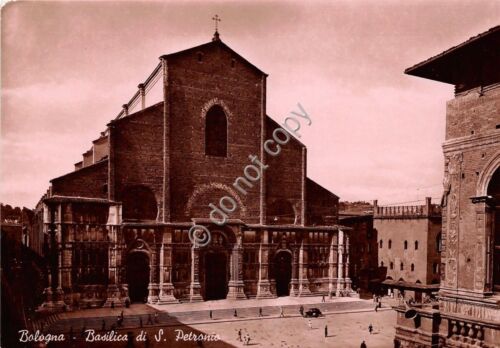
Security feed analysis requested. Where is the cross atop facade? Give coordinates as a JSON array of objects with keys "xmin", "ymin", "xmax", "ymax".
[{"xmin": 212, "ymin": 15, "xmax": 221, "ymax": 32}]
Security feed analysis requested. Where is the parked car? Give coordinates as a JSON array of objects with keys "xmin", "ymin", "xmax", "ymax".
[{"xmin": 304, "ymin": 308, "xmax": 322, "ymax": 318}]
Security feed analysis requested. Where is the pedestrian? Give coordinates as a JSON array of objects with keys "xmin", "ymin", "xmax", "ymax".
[
  {"xmin": 299, "ymin": 305, "xmax": 304, "ymax": 317},
  {"xmin": 154, "ymin": 311, "xmax": 159, "ymax": 323},
  {"xmin": 379, "ymin": 302, "xmax": 382, "ymax": 309},
  {"xmin": 209, "ymin": 310, "xmax": 212, "ymax": 319},
  {"xmin": 373, "ymin": 294, "xmax": 376, "ymax": 303},
  {"xmin": 280, "ymin": 306, "xmax": 285, "ymax": 318},
  {"xmin": 234, "ymin": 309, "xmax": 238, "ymax": 317},
  {"xmin": 140, "ymin": 316, "xmax": 143, "ymax": 328},
  {"xmin": 369, "ymin": 323, "xmax": 373, "ymax": 334},
  {"xmin": 375, "ymin": 304, "xmax": 378, "ymax": 312},
  {"xmin": 147, "ymin": 314, "xmax": 153, "ymax": 325},
  {"xmin": 361, "ymin": 340, "xmax": 367, "ymax": 348},
  {"xmin": 237, "ymin": 329, "xmax": 242, "ymax": 341},
  {"xmin": 308, "ymin": 319, "xmax": 312, "ymax": 330},
  {"xmin": 117, "ymin": 316, "xmax": 122, "ymax": 327},
  {"xmin": 101, "ymin": 319, "xmax": 106, "ymax": 331},
  {"xmin": 322, "ymin": 294, "xmax": 326, "ymax": 303},
  {"xmin": 324, "ymin": 325, "xmax": 328, "ymax": 338},
  {"xmin": 259, "ymin": 307, "xmax": 263, "ymax": 317}
]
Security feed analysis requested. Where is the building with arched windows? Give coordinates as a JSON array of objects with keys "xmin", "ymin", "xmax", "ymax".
[
  {"xmin": 35, "ymin": 32, "xmax": 356, "ymax": 311},
  {"xmin": 374, "ymin": 197, "xmax": 442, "ymax": 301},
  {"xmin": 394, "ymin": 26, "xmax": 500, "ymax": 348}
]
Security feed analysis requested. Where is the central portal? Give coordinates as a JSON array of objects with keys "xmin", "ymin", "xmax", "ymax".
[
  {"xmin": 274, "ymin": 251, "xmax": 292, "ymax": 297},
  {"xmin": 126, "ymin": 252, "xmax": 150, "ymax": 303},
  {"xmin": 204, "ymin": 252, "xmax": 228, "ymax": 300}
]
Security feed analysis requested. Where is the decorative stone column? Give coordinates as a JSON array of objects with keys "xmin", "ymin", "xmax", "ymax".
[
  {"xmin": 158, "ymin": 229, "xmax": 178, "ymax": 303},
  {"xmin": 147, "ymin": 245, "xmax": 160, "ymax": 303},
  {"xmin": 256, "ymin": 230, "xmax": 275, "ymax": 298},
  {"xmin": 227, "ymin": 231, "xmax": 246, "ymax": 299},
  {"xmin": 336, "ymin": 229, "xmax": 345, "ymax": 296},
  {"xmin": 104, "ymin": 205, "xmax": 125, "ymax": 307},
  {"xmin": 298, "ymin": 240, "xmax": 312, "ymax": 296},
  {"xmin": 189, "ymin": 245, "xmax": 203, "ymax": 302},
  {"xmin": 290, "ymin": 247, "xmax": 300, "ymax": 296},
  {"xmin": 328, "ymin": 233, "xmax": 338, "ymax": 298}
]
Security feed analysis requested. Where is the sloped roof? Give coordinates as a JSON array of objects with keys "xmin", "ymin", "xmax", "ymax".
[
  {"xmin": 405, "ymin": 26, "xmax": 500, "ymax": 84},
  {"xmin": 161, "ymin": 36, "xmax": 268, "ymax": 77}
]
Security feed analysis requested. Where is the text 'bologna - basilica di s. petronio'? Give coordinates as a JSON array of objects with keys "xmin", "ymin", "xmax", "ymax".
[{"xmin": 34, "ymin": 30, "xmax": 357, "ymax": 312}]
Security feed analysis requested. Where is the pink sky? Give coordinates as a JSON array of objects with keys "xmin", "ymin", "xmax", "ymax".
[{"xmin": 2, "ymin": 0, "xmax": 500, "ymax": 208}]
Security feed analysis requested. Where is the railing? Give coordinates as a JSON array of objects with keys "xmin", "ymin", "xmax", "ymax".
[
  {"xmin": 448, "ymin": 319, "xmax": 485, "ymax": 346},
  {"xmin": 114, "ymin": 62, "xmax": 163, "ymax": 120},
  {"xmin": 374, "ymin": 202, "xmax": 442, "ymax": 218}
]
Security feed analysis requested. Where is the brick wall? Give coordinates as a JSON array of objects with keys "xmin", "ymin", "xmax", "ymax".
[
  {"xmin": 112, "ymin": 103, "xmax": 164, "ymax": 207},
  {"xmin": 51, "ymin": 160, "xmax": 108, "ymax": 198},
  {"xmin": 167, "ymin": 42, "xmax": 264, "ymax": 222}
]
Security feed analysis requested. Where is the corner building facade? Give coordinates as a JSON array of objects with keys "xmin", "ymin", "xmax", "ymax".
[
  {"xmin": 394, "ymin": 27, "xmax": 500, "ymax": 348},
  {"xmin": 37, "ymin": 33, "xmax": 355, "ymax": 311}
]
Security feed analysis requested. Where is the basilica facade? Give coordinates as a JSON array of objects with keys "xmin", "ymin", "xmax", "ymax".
[{"xmin": 37, "ymin": 32, "xmax": 355, "ymax": 311}]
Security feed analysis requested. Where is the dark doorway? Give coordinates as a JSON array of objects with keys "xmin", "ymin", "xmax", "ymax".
[
  {"xmin": 274, "ymin": 251, "xmax": 292, "ymax": 296},
  {"xmin": 126, "ymin": 252, "xmax": 150, "ymax": 303},
  {"xmin": 204, "ymin": 252, "xmax": 228, "ymax": 300}
]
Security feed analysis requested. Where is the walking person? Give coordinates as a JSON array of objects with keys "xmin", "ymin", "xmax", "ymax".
[
  {"xmin": 322, "ymin": 294, "xmax": 326, "ymax": 303},
  {"xmin": 234, "ymin": 309, "xmax": 238, "ymax": 317},
  {"xmin": 258, "ymin": 307, "xmax": 263, "ymax": 317},
  {"xmin": 147, "ymin": 314, "xmax": 153, "ymax": 325},
  {"xmin": 324, "ymin": 325, "xmax": 328, "ymax": 338},
  {"xmin": 369, "ymin": 323, "xmax": 373, "ymax": 334},
  {"xmin": 154, "ymin": 311, "xmax": 159, "ymax": 323},
  {"xmin": 237, "ymin": 329, "xmax": 242, "ymax": 341},
  {"xmin": 299, "ymin": 305, "xmax": 304, "ymax": 317},
  {"xmin": 307, "ymin": 319, "xmax": 313, "ymax": 330},
  {"xmin": 361, "ymin": 340, "xmax": 367, "ymax": 348},
  {"xmin": 375, "ymin": 304, "xmax": 378, "ymax": 312},
  {"xmin": 279, "ymin": 306, "xmax": 285, "ymax": 318},
  {"xmin": 209, "ymin": 310, "xmax": 213, "ymax": 319}
]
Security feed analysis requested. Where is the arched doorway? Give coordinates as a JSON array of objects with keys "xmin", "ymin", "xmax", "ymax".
[
  {"xmin": 204, "ymin": 252, "xmax": 228, "ymax": 300},
  {"xmin": 487, "ymin": 167, "xmax": 500, "ymax": 291},
  {"xmin": 126, "ymin": 252, "xmax": 150, "ymax": 303},
  {"xmin": 274, "ymin": 251, "xmax": 292, "ymax": 296}
]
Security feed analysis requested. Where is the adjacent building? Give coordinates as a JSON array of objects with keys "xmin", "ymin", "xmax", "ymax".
[
  {"xmin": 395, "ymin": 26, "xmax": 500, "ymax": 347},
  {"xmin": 36, "ymin": 31, "xmax": 357, "ymax": 311},
  {"xmin": 374, "ymin": 198, "xmax": 442, "ymax": 302}
]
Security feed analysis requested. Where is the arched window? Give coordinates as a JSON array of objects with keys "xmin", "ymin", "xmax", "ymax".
[
  {"xmin": 436, "ymin": 233, "xmax": 442, "ymax": 252},
  {"xmin": 404, "ymin": 240, "xmax": 408, "ymax": 250},
  {"xmin": 379, "ymin": 239, "xmax": 383, "ymax": 249},
  {"xmin": 388, "ymin": 239, "xmax": 392, "ymax": 249},
  {"xmin": 390, "ymin": 262, "xmax": 394, "ymax": 270},
  {"xmin": 205, "ymin": 105, "xmax": 227, "ymax": 157},
  {"xmin": 487, "ymin": 167, "xmax": 500, "ymax": 291},
  {"xmin": 415, "ymin": 241, "xmax": 419, "ymax": 250},
  {"xmin": 411, "ymin": 264, "xmax": 415, "ymax": 272},
  {"xmin": 400, "ymin": 262, "xmax": 404, "ymax": 271}
]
